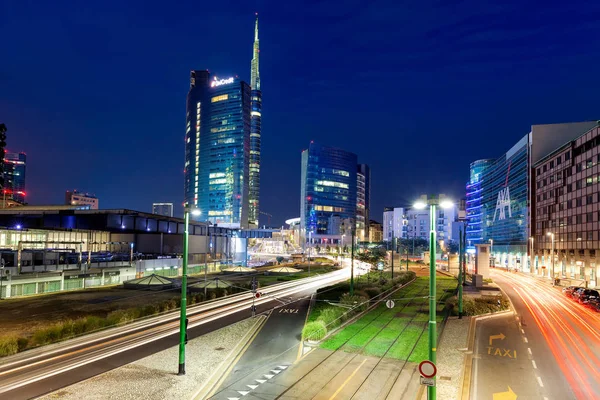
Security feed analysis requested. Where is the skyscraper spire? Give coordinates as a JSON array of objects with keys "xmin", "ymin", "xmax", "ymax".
[{"xmin": 251, "ymin": 13, "xmax": 260, "ymax": 91}]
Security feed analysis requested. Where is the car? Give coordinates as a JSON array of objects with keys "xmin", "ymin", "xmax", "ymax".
[
  {"xmin": 575, "ymin": 289, "xmax": 600, "ymax": 304},
  {"xmin": 587, "ymin": 298, "xmax": 600, "ymax": 312},
  {"xmin": 564, "ymin": 286, "xmax": 583, "ymax": 298}
]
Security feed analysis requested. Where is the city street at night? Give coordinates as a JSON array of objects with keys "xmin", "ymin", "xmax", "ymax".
[{"xmin": 491, "ymin": 269, "xmax": 600, "ymax": 400}]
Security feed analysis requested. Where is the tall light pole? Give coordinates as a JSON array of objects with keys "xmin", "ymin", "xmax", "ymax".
[
  {"xmin": 547, "ymin": 232, "xmax": 555, "ymax": 283},
  {"xmin": 414, "ymin": 195, "xmax": 453, "ymax": 400},
  {"xmin": 529, "ymin": 236, "xmax": 534, "ymax": 274},
  {"xmin": 178, "ymin": 207, "xmax": 201, "ymax": 376}
]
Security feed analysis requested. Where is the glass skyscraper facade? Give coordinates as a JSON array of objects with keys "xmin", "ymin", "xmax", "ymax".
[
  {"xmin": 3, "ymin": 152, "xmax": 26, "ymax": 204},
  {"xmin": 300, "ymin": 143, "xmax": 358, "ymax": 240},
  {"xmin": 467, "ymin": 135, "xmax": 529, "ymax": 266},
  {"xmin": 248, "ymin": 15, "xmax": 262, "ymax": 228},
  {"xmin": 184, "ymin": 71, "xmax": 251, "ymax": 228},
  {"xmin": 356, "ymin": 164, "xmax": 371, "ymax": 241}
]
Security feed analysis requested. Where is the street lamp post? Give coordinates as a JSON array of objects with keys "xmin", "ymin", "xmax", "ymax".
[
  {"xmin": 529, "ymin": 236, "xmax": 534, "ymax": 274},
  {"xmin": 547, "ymin": 232, "xmax": 555, "ymax": 283},
  {"xmin": 414, "ymin": 195, "xmax": 453, "ymax": 400},
  {"xmin": 178, "ymin": 207, "xmax": 201, "ymax": 376}
]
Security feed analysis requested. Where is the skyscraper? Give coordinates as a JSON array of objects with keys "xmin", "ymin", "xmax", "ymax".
[
  {"xmin": 248, "ymin": 13, "xmax": 262, "ymax": 228},
  {"xmin": 356, "ymin": 164, "xmax": 371, "ymax": 242},
  {"xmin": 300, "ymin": 143, "xmax": 358, "ymax": 244},
  {"xmin": 3, "ymin": 152, "xmax": 26, "ymax": 204},
  {"xmin": 184, "ymin": 70, "xmax": 251, "ymax": 228}
]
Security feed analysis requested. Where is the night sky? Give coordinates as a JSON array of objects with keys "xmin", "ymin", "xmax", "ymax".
[{"xmin": 3, "ymin": 1, "xmax": 600, "ymax": 226}]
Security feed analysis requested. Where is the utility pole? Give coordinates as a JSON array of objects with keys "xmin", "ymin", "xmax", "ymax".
[
  {"xmin": 391, "ymin": 230, "xmax": 394, "ymax": 279},
  {"xmin": 350, "ymin": 224, "xmax": 355, "ymax": 296},
  {"xmin": 458, "ymin": 226, "xmax": 464, "ymax": 319}
]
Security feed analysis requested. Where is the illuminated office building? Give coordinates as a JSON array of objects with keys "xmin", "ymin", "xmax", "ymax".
[
  {"xmin": 248, "ymin": 14, "xmax": 262, "ymax": 228},
  {"xmin": 184, "ymin": 70, "xmax": 251, "ymax": 228},
  {"xmin": 356, "ymin": 164, "xmax": 371, "ymax": 242},
  {"xmin": 3, "ymin": 152, "xmax": 26, "ymax": 204},
  {"xmin": 300, "ymin": 143, "xmax": 359, "ymax": 244}
]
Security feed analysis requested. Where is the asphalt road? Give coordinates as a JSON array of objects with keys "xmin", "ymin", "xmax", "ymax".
[
  {"xmin": 210, "ymin": 293, "xmax": 311, "ymax": 399},
  {"xmin": 490, "ymin": 269, "xmax": 598, "ymax": 399},
  {"xmin": 0, "ymin": 270, "xmax": 353, "ymax": 400}
]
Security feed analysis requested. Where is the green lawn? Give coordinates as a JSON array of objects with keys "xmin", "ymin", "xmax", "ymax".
[{"xmin": 320, "ymin": 275, "xmax": 457, "ymax": 363}]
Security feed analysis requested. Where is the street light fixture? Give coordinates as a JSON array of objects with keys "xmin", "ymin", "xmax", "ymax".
[
  {"xmin": 547, "ymin": 232, "xmax": 555, "ymax": 283},
  {"xmin": 412, "ymin": 194, "xmax": 453, "ymax": 400},
  {"xmin": 178, "ymin": 207, "xmax": 200, "ymax": 376}
]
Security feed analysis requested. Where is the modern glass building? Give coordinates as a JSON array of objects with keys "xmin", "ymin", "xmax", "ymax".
[
  {"xmin": 184, "ymin": 70, "xmax": 251, "ymax": 228},
  {"xmin": 356, "ymin": 164, "xmax": 371, "ymax": 242},
  {"xmin": 248, "ymin": 15, "xmax": 262, "ymax": 228},
  {"xmin": 3, "ymin": 152, "xmax": 26, "ymax": 204},
  {"xmin": 466, "ymin": 159, "xmax": 493, "ymax": 249},
  {"xmin": 300, "ymin": 143, "xmax": 358, "ymax": 242},
  {"xmin": 466, "ymin": 135, "xmax": 529, "ymax": 268}
]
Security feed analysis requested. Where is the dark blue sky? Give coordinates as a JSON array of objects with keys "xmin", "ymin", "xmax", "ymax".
[{"xmin": 2, "ymin": 0, "xmax": 600, "ymax": 225}]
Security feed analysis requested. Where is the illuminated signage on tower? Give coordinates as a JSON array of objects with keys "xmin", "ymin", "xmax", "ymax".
[
  {"xmin": 493, "ymin": 186, "xmax": 512, "ymax": 222},
  {"xmin": 211, "ymin": 77, "xmax": 234, "ymax": 87}
]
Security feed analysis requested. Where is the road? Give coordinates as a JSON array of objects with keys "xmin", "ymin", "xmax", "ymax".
[
  {"xmin": 209, "ymin": 296, "xmax": 310, "ymax": 399},
  {"xmin": 0, "ymin": 269, "xmax": 355, "ymax": 400},
  {"xmin": 488, "ymin": 269, "xmax": 600, "ymax": 400}
]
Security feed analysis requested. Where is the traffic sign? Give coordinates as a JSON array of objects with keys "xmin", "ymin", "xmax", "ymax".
[
  {"xmin": 420, "ymin": 376, "xmax": 435, "ymax": 386},
  {"xmin": 386, "ymin": 300, "xmax": 395, "ymax": 309},
  {"xmin": 377, "ymin": 262, "xmax": 384, "ymax": 271},
  {"xmin": 255, "ymin": 292, "xmax": 262, "ymax": 299},
  {"xmin": 418, "ymin": 360, "xmax": 437, "ymax": 378}
]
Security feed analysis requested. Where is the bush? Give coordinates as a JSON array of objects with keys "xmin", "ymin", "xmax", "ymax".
[
  {"xmin": 340, "ymin": 293, "xmax": 368, "ymax": 312},
  {"xmin": 0, "ymin": 336, "xmax": 19, "ymax": 356},
  {"xmin": 17, "ymin": 337, "xmax": 29, "ymax": 352},
  {"xmin": 107, "ymin": 309, "xmax": 136, "ymax": 326},
  {"xmin": 363, "ymin": 287, "xmax": 382, "ymax": 299},
  {"xmin": 302, "ymin": 321, "xmax": 327, "ymax": 341},
  {"xmin": 318, "ymin": 307, "xmax": 346, "ymax": 327},
  {"xmin": 447, "ymin": 295, "xmax": 510, "ymax": 316},
  {"xmin": 84, "ymin": 316, "xmax": 106, "ymax": 332},
  {"xmin": 32, "ymin": 323, "xmax": 63, "ymax": 346}
]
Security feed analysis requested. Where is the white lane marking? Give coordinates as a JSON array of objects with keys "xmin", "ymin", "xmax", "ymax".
[
  {"xmin": 228, "ymin": 398, "xmax": 240, "ymax": 400},
  {"xmin": 237, "ymin": 391, "xmax": 250, "ymax": 396},
  {"xmin": 543, "ymin": 397, "xmax": 549, "ymax": 400},
  {"xmin": 247, "ymin": 384, "xmax": 258, "ymax": 390},
  {"xmin": 271, "ymin": 369, "xmax": 281, "ymax": 374},
  {"xmin": 524, "ymin": 337, "xmax": 528, "ymax": 343},
  {"xmin": 537, "ymin": 376, "xmax": 544, "ymax": 387},
  {"xmin": 528, "ymin": 347, "xmax": 532, "ymax": 355},
  {"xmin": 255, "ymin": 379, "xmax": 266, "ymax": 384},
  {"xmin": 278, "ymin": 365, "xmax": 288, "ymax": 369},
  {"xmin": 521, "ymin": 329, "xmax": 525, "ymax": 334},
  {"xmin": 264, "ymin": 374, "xmax": 274, "ymax": 379},
  {"xmin": 532, "ymin": 360, "xmax": 537, "ymax": 369}
]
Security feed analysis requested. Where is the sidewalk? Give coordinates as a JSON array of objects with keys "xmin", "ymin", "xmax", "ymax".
[{"xmin": 418, "ymin": 317, "xmax": 471, "ymax": 400}]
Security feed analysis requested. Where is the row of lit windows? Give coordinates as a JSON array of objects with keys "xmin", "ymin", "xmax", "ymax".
[
  {"xmin": 314, "ymin": 205, "xmax": 346, "ymax": 212},
  {"xmin": 211, "ymin": 94, "xmax": 229, "ymax": 103},
  {"xmin": 316, "ymin": 180, "xmax": 349, "ymax": 189}
]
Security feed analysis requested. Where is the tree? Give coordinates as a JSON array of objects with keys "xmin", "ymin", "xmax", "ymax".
[
  {"xmin": 326, "ymin": 245, "xmax": 331, "ymax": 254},
  {"xmin": 446, "ymin": 240, "xmax": 459, "ymax": 254},
  {"xmin": 343, "ymin": 245, "xmax": 349, "ymax": 254},
  {"xmin": 276, "ymin": 256, "xmax": 284, "ymax": 265},
  {"xmin": 315, "ymin": 245, "xmax": 321, "ymax": 254}
]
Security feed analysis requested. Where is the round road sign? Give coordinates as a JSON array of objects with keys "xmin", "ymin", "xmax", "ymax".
[
  {"xmin": 386, "ymin": 300, "xmax": 395, "ymax": 309},
  {"xmin": 418, "ymin": 360, "xmax": 437, "ymax": 378}
]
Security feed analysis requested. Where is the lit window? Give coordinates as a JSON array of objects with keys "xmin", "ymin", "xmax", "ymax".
[
  {"xmin": 210, "ymin": 178, "xmax": 227, "ymax": 185},
  {"xmin": 211, "ymin": 94, "xmax": 229, "ymax": 103},
  {"xmin": 316, "ymin": 180, "xmax": 349, "ymax": 189},
  {"xmin": 251, "ymin": 111, "xmax": 261, "ymax": 117}
]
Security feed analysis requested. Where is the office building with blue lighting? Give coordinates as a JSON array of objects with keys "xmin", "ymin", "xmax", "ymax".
[
  {"xmin": 248, "ymin": 14, "xmax": 262, "ymax": 228},
  {"xmin": 300, "ymin": 143, "xmax": 361, "ymax": 245},
  {"xmin": 3, "ymin": 152, "xmax": 26, "ymax": 204},
  {"xmin": 184, "ymin": 71, "xmax": 251, "ymax": 228}
]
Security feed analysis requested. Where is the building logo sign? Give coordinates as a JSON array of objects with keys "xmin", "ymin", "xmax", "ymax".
[
  {"xmin": 211, "ymin": 77, "xmax": 234, "ymax": 87},
  {"xmin": 493, "ymin": 186, "xmax": 512, "ymax": 222}
]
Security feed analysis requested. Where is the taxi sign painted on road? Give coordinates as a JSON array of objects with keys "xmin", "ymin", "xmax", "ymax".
[
  {"xmin": 418, "ymin": 360, "xmax": 437, "ymax": 378},
  {"xmin": 386, "ymin": 300, "xmax": 395, "ymax": 309},
  {"xmin": 420, "ymin": 376, "xmax": 435, "ymax": 386}
]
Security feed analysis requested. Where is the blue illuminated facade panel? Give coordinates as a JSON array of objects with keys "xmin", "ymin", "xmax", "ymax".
[
  {"xmin": 467, "ymin": 135, "xmax": 529, "ymax": 255},
  {"xmin": 184, "ymin": 71, "xmax": 251, "ymax": 228},
  {"xmin": 300, "ymin": 143, "xmax": 358, "ymax": 238},
  {"xmin": 4, "ymin": 152, "xmax": 26, "ymax": 204}
]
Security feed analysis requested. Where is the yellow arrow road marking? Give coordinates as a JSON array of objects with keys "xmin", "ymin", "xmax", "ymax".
[
  {"xmin": 493, "ymin": 385, "xmax": 517, "ymax": 400},
  {"xmin": 489, "ymin": 333, "xmax": 506, "ymax": 346}
]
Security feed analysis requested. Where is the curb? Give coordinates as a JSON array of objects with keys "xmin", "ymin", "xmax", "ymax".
[{"xmin": 192, "ymin": 314, "xmax": 268, "ymax": 400}]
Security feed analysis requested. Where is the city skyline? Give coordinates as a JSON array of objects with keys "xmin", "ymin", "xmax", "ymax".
[{"xmin": 4, "ymin": 2, "xmax": 600, "ymax": 225}]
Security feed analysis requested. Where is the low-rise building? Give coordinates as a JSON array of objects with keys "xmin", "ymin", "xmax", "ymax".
[
  {"xmin": 66, "ymin": 190, "xmax": 99, "ymax": 209},
  {"xmin": 368, "ymin": 220, "xmax": 383, "ymax": 242}
]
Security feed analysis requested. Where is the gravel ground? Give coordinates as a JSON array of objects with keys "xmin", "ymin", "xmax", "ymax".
[
  {"xmin": 426, "ymin": 316, "xmax": 470, "ymax": 400},
  {"xmin": 39, "ymin": 317, "xmax": 262, "ymax": 400}
]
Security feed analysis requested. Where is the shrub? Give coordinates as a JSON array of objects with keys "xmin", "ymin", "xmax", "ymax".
[
  {"xmin": 161, "ymin": 299, "xmax": 177, "ymax": 312},
  {"xmin": 107, "ymin": 309, "xmax": 136, "ymax": 326},
  {"xmin": 340, "ymin": 293, "xmax": 368, "ymax": 312},
  {"xmin": 318, "ymin": 307, "xmax": 346, "ymax": 327},
  {"xmin": 0, "ymin": 336, "xmax": 19, "ymax": 356},
  {"xmin": 142, "ymin": 304, "xmax": 159, "ymax": 317},
  {"xmin": 84, "ymin": 316, "xmax": 106, "ymax": 332},
  {"xmin": 447, "ymin": 295, "xmax": 509, "ymax": 316},
  {"xmin": 302, "ymin": 321, "xmax": 327, "ymax": 341},
  {"xmin": 363, "ymin": 287, "xmax": 382, "ymax": 299},
  {"xmin": 32, "ymin": 323, "xmax": 63, "ymax": 346}
]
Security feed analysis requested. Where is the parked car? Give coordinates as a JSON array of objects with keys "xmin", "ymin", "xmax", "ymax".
[
  {"xmin": 572, "ymin": 288, "xmax": 599, "ymax": 304},
  {"xmin": 586, "ymin": 298, "xmax": 600, "ymax": 312},
  {"xmin": 564, "ymin": 286, "xmax": 583, "ymax": 298}
]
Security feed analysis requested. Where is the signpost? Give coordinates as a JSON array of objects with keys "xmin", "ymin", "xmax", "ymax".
[{"xmin": 419, "ymin": 360, "xmax": 437, "ymax": 388}]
